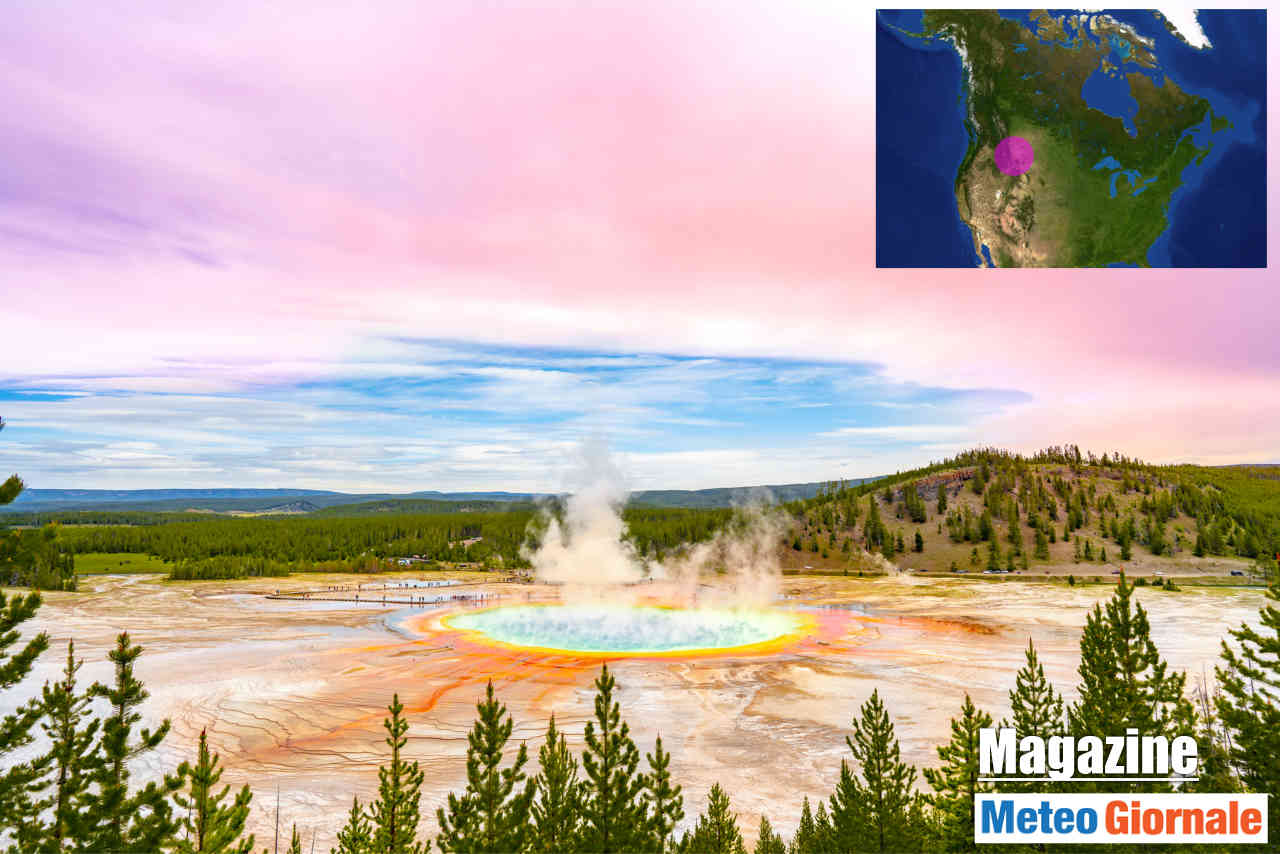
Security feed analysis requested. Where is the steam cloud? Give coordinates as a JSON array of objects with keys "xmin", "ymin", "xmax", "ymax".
[
  {"xmin": 521, "ymin": 440, "xmax": 786, "ymax": 608},
  {"xmin": 523, "ymin": 439, "xmax": 649, "ymax": 586}
]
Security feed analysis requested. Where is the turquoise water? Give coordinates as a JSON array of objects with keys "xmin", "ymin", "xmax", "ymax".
[{"xmin": 449, "ymin": 604, "xmax": 802, "ymax": 653}]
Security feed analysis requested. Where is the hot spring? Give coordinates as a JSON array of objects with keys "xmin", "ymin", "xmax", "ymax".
[{"xmin": 445, "ymin": 604, "xmax": 808, "ymax": 655}]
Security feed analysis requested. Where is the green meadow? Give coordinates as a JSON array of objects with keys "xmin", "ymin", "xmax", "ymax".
[{"xmin": 74, "ymin": 551, "xmax": 171, "ymax": 575}]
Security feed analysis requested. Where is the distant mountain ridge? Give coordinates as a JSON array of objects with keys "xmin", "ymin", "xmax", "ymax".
[
  {"xmin": 5, "ymin": 480, "xmax": 869, "ymax": 514},
  {"xmin": 628, "ymin": 480, "xmax": 874, "ymax": 508},
  {"xmin": 5, "ymin": 488, "xmax": 550, "ymax": 514}
]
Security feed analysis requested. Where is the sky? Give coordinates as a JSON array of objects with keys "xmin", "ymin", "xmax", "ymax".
[{"xmin": 1, "ymin": 1, "xmax": 1276, "ymax": 492}]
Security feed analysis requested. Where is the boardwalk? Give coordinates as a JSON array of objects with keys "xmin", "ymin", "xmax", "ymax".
[{"xmin": 265, "ymin": 576, "xmax": 527, "ymax": 606}]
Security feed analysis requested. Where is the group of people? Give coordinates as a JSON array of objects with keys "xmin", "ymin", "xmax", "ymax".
[{"xmin": 272, "ymin": 580, "xmax": 498, "ymax": 608}]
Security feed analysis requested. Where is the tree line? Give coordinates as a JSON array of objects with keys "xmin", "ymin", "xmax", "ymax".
[
  {"xmin": 2, "ymin": 571, "xmax": 1276, "ymax": 852},
  {"xmin": 3, "ymin": 507, "xmax": 735, "ymax": 587}
]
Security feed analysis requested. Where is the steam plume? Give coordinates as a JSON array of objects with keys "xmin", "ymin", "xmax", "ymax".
[
  {"xmin": 522, "ymin": 439, "xmax": 650, "ymax": 586},
  {"xmin": 521, "ymin": 441, "xmax": 784, "ymax": 607}
]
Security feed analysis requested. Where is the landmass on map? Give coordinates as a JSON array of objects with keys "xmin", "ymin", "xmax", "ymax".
[
  {"xmin": 1153, "ymin": 8, "xmax": 1213, "ymax": 50},
  {"xmin": 905, "ymin": 10, "xmax": 1228, "ymax": 267}
]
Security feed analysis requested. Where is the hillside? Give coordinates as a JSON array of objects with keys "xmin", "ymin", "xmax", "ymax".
[{"xmin": 777, "ymin": 447, "xmax": 1280, "ymax": 583}]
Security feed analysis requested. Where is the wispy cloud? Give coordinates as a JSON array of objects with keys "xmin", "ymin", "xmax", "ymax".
[
  {"xmin": 817, "ymin": 425, "xmax": 974, "ymax": 441},
  {"xmin": 0, "ymin": 342, "xmax": 1027, "ymax": 490}
]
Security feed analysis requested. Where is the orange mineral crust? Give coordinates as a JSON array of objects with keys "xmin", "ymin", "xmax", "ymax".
[{"xmin": 14, "ymin": 572, "xmax": 1265, "ymax": 851}]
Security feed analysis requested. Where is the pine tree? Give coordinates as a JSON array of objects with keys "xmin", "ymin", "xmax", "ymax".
[
  {"xmin": 530, "ymin": 715, "xmax": 580, "ymax": 853},
  {"xmin": 682, "ymin": 783, "xmax": 745, "ymax": 854},
  {"xmin": 437, "ymin": 681, "xmax": 530, "ymax": 854},
  {"xmin": 826, "ymin": 759, "xmax": 864, "ymax": 851},
  {"xmin": 173, "ymin": 728, "xmax": 255, "ymax": 853},
  {"xmin": 20, "ymin": 640, "xmax": 101, "ymax": 852},
  {"xmin": 0, "ymin": 468, "xmax": 21, "ymax": 506},
  {"xmin": 286, "ymin": 823, "xmax": 302, "ymax": 854},
  {"xmin": 923, "ymin": 694, "xmax": 992, "ymax": 852},
  {"xmin": 753, "ymin": 816, "xmax": 786, "ymax": 854},
  {"xmin": 913, "ymin": 532, "xmax": 924, "ymax": 553},
  {"xmin": 333, "ymin": 796, "xmax": 374, "ymax": 854},
  {"xmin": 1068, "ymin": 575, "xmax": 1195, "ymax": 789},
  {"xmin": 835, "ymin": 690, "xmax": 919, "ymax": 853},
  {"xmin": 1006, "ymin": 640, "xmax": 1064, "ymax": 743},
  {"xmin": 1149, "ymin": 522, "xmax": 1167, "ymax": 556},
  {"xmin": 1187, "ymin": 681, "xmax": 1242, "ymax": 795},
  {"xmin": 936, "ymin": 485, "xmax": 947, "ymax": 514},
  {"xmin": 0, "ymin": 586, "xmax": 49, "ymax": 829},
  {"xmin": 643, "ymin": 735, "xmax": 683, "ymax": 853},
  {"xmin": 372, "ymin": 694, "xmax": 426, "ymax": 854},
  {"xmin": 810, "ymin": 801, "xmax": 833, "ymax": 850},
  {"xmin": 864, "ymin": 497, "xmax": 883, "ymax": 548},
  {"xmin": 1216, "ymin": 581, "xmax": 1280, "ymax": 834},
  {"xmin": 972, "ymin": 462, "xmax": 988, "ymax": 495},
  {"xmin": 83, "ymin": 632, "xmax": 181, "ymax": 852},
  {"xmin": 1007, "ymin": 520, "xmax": 1023, "ymax": 553},
  {"xmin": 788, "ymin": 797, "xmax": 817, "ymax": 854},
  {"xmin": 1034, "ymin": 528, "xmax": 1050, "ymax": 561},
  {"xmin": 577, "ymin": 664, "xmax": 649, "ymax": 853}
]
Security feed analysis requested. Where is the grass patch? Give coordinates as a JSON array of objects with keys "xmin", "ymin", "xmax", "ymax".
[{"xmin": 75, "ymin": 552, "xmax": 171, "ymax": 575}]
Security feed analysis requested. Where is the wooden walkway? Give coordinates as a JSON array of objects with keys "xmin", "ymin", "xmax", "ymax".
[{"xmin": 265, "ymin": 577, "xmax": 527, "ymax": 605}]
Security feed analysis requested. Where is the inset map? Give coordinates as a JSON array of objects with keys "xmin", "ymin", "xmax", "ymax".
[{"xmin": 876, "ymin": 10, "xmax": 1266, "ymax": 267}]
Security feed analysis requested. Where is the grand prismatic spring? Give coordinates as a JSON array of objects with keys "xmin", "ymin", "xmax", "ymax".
[
  {"xmin": 445, "ymin": 603, "xmax": 810, "ymax": 656},
  {"xmin": 7, "ymin": 569, "xmax": 1268, "ymax": 850}
]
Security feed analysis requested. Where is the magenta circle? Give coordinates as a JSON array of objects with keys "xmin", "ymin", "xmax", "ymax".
[{"xmin": 993, "ymin": 136, "xmax": 1035, "ymax": 176}]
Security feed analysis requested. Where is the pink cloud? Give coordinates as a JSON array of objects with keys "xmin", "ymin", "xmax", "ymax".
[{"xmin": 0, "ymin": 2, "xmax": 1275, "ymax": 467}]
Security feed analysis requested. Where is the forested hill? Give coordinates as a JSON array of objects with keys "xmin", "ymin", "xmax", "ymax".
[{"xmin": 781, "ymin": 446, "xmax": 1280, "ymax": 578}]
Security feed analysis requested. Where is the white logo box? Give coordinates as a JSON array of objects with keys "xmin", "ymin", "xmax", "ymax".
[{"xmin": 975, "ymin": 793, "xmax": 1269, "ymax": 844}]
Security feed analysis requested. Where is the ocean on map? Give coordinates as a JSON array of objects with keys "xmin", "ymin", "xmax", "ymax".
[
  {"xmin": 876, "ymin": 11, "xmax": 977, "ymax": 267},
  {"xmin": 1118, "ymin": 10, "xmax": 1267, "ymax": 267},
  {"xmin": 876, "ymin": 9, "xmax": 1266, "ymax": 268}
]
